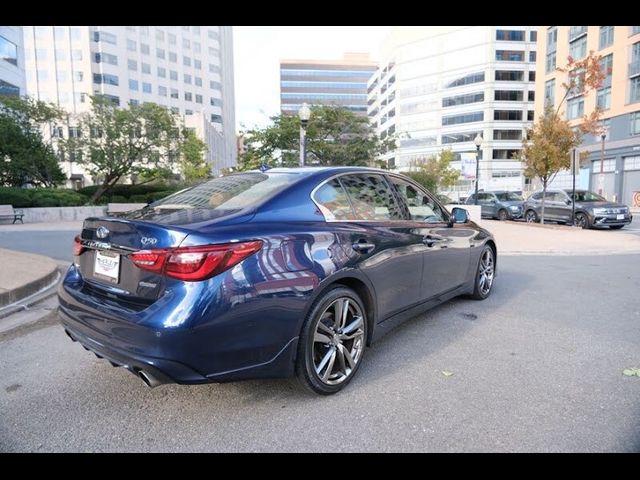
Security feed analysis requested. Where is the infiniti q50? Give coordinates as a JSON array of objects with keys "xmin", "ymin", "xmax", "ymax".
[{"xmin": 58, "ymin": 167, "xmax": 497, "ymax": 394}]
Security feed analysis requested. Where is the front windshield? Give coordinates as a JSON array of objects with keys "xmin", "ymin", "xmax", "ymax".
[
  {"xmin": 496, "ymin": 192, "xmax": 523, "ymax": 201},
  {"xmin": 569, "ymin": 191, "xmax": 606, "ymax": 202}
]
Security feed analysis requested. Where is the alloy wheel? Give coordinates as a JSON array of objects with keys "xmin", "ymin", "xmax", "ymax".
[
  {"xmin": 525, "ymin": 211, "xmax": 537, "ymax": 223},
  {"xmin": 477, "ymin": 248, "xmax": 494, "ymax": 296},
  {"xmin": 312, "ymin": 297, "xmax": 365, "ymax": 385}
]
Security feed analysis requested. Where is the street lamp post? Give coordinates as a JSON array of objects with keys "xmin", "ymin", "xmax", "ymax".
[
  {"xmin": 598, "ymin": 126, "xmax": 608, "ymax": 196},
  {"xmin": 473, "ymin": 133, "xmax": 483, "ymax": 205},
  {"xmin": 298, "ymin": 103, "xmax": 311, "ymax": 167}
]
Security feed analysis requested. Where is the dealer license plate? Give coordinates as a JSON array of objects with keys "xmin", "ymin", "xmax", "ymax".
[
  {"xmin": 616, "ymin": 214, "xmax": 624, "ymax": 220},
  {"xmin": 94, "ymin": 250, "xmax": 120, "ymax": 283}
]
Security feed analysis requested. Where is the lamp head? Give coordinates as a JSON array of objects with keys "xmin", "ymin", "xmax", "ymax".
[
  {"xmin": 298, "ymin": 103, "xmax": 311, "ymax": 123},
  {"xmin": 473, "ymin": 133, "xmax": 483, "ymax": 148}
]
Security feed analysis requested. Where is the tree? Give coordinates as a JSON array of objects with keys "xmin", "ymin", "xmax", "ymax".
[
  {"xmin": 0, "ymin": 95, "xmax": 66, "ymax": 187},
  {"xmin": 238, "ymin": 105, "xmax": 394, "ymax": 170},
  {"xmin": 178, "ymin": 129, "xmax": 209, "ymax": 182},
  {"xmin": 62, "ymin": 96, "xmax": 189, "ymax": 203},
  {"xmin": 405, "ymin": 149, "xmax": 460, "ymax": 194},
  {"xmin": 520, "ymin": 51, "xmax": 605, "ymax": 223}
]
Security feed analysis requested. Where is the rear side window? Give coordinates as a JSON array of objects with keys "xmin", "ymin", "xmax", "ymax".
[
  {"xmin": 314, "ymin": 179, "xmax": 355, "ymax": 221},
  {"xmin": 339, "ymin": 174, "xmax": 404, "ymax": 221},
  {"xmin": 150, "ymin": 172, "xmax": 299, "ymax": 213}
]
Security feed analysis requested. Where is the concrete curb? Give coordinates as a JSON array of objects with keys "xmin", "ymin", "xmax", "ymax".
[
  {"xmin": 0, "ymin": 265, "xmax": 59, "ymax": 310},
  {"xmin": 0, "ymin": 269, "xmax": 61, "ymax": 319}
]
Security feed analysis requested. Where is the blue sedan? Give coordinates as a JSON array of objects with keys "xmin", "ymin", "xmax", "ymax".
[{"xmin": 58, "ymin": 167, "xmax": 497, "ymax": 394}]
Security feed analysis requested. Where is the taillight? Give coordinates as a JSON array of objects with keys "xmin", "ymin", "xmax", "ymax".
[
  {"xmin": 129, "ymin": 241, "xmax": 263, "ymax": 281},
  {"xmin": 73, "ymin": 235, "xmax": 86, "ymax": 256}
]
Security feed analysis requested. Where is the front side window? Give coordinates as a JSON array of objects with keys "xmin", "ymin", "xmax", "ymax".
[
  {"xmin": 340, "ymin": 174, "xmax": 404, "ymax": 221},
  {"xmin": 388, "ymin": 177, "xmax": 446, "ymax": 223}
]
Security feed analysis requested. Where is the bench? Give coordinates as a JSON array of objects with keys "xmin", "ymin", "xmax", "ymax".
[
  {"xmin": 107, "ymin": 203, "xmax": 147, "ymax": 215},
  {"xmin": 0, "ymin": 205, "xmax": 24, "ymax": 224}
]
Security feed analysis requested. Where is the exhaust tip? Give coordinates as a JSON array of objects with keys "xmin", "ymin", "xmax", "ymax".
[{"xmin": 137, "ymin": 370, "xmax": 162, "ymax": 388}]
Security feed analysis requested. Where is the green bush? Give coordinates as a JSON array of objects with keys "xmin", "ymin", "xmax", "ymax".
[
  {"xmin": 30, "ymin": 189, "xmax": 88, "ymax": 207},
  {"xmin": 129, "ymin": 194, "xmax": 150, "ymax": 203},
  {"xmin": 78, "ymin": 183, "xmax": 183, "ymax": 201},
  {"xmin": 0, "ymin": 188, "xmax": 33, "ymax": 208},
  {"xmin": 109, "ymin": 195, "xmax": 129, "ymax": 203}
]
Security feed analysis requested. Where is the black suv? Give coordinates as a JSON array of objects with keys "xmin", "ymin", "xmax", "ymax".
[
  {"xmin": 523, "ymin": 189, "xmax": 633, "ymax": 229},
  {"xmin": 465, "ymin": 191, "xmax": 524, "ymax": 220}
]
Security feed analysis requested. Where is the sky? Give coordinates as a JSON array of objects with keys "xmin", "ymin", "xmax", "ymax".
[{"xmin": 233, "ymin": 26, "xmax": 391, "ymax": 132}]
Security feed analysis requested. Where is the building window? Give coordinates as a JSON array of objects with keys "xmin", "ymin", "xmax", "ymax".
[
  {"xmin": 195, "ymin": 77, "xmax": 202, "ymax": 87},
  {"xmin": 183, "ymin": 56, "xmax": 191, "ymax": 67},
  {"xmin": 528, "ymin": 91, "xmax": 535, "ymax": 101},
  {"xmin": 210, "ymin": 80, "xmax": 222, "ymax": 90},
  {"xmin": 631, "ymin": 27, "xmax": 640, "ymax": 36},
  {"xmin": 142, "ymin": 82, "xmax": 152, "ymax": 93},
  {"xmin": 170, "ymin": 70, "xmax": 178, "ymax": 81},
  {"xmin": 597, "ymin": 87, "xmax": 611, "ymax": 110},
  {"xmin": 529, "ymin": 71, "xmax": 536, "ymax": 82},
  {"xmin": 600, "ymin": 53, "xmax": 614, "ymax": 87},
  {"xmin": 210, "ymin": 97, "xmax": 222, "ymax": 107},
  {"xmin": 157, "ymin": 48, "xmax": 165, "ymax": 59},
  {"xmin": 494, "ymin": 110, "xmax": 523, "ymax": 121},
  {"xmin": 140, "ymin": 43, "xmax": 150, "ymax": 55},
  {"xmin": 528, "ymin": 110, "xmax": 534, "ymax": 121},
  {"xmin": 184, "ymin": 92, "xmax": 192, "ymax": 101},
  {"xmin": 93, "ymin": 73, "xmax": 119, "ymax": 86},
  {"xmin": 129, "ymin": 79, "xmax": 139, "ymax": 91},
  {"xmin": 169, "ymin": 51, "xmax": 177, "ymax": 62},
  {"xmin": 442, "ymin": 92, "xmax": 484, "ymax": 107},
  {"xmin": 209, "ymin": 47, "xmax": 220, "ymax": 56},
  {"xmin": 441, "ymin": 131, "xmax": 482, "ymax": 144},
  {"xmin": 185, "ymin": 109, "xmax": 193, "ymax": 115},
  {"xmin": 569, "ymin": 35, "xmax": 587, "ymax": 60},
  {"xmin": 170, "ymin": 88, "xmax": 178, "ymax": 99},
  {"xmin": 493, "ymin": 149, "xmax": 521, "ymax": 160},
  {"xmin": 128, "ymin": 59, "xmax": 137, "ymax": 71},
  {"xmin": 184, "ymin": 73, "xmax": 192, "ymax": 84},
  {"xmin": 496, "ymin": 30, "xmax": 525, "ymax": 41},
  {"xmin": 168, "ymin": 33, "xmax": 176, "ymax": 45},
  {"xmin": 93, "ymin": 31, "xmax": 116, "ymax": 45},
  {"xmin": 567, "ymin": 96, "xmax": 584, "ymax": 119},
  {"xmin": 195, "ymin": 94, "xmax": 203, "ymax": 104},
  {"xmin": 545, "ymin": 79, "xmax": 555, "ymax": 107},
  {"xmin": 71, "ymin": 50, "xmax": 82, "ymax": 61},
  {"xmin": 156, "ymin": 30, "xmax": 165, "ymax": 41},
  {"xmin": 495, "ymin": 70, "xmax": 524, "ymax": 81},
  {"xmin": 74, "ymin": 71, "xmax": 83, "ymax": 82},
  {"xmin": 444, "ymin": 71, "xmax": 484, "ymax": 88},
  {"xmin": 599, "ymin": 26, "xmax": 614, "ymax": 49},
  {"xmin": 208, "ymin": 29, "xmax": 219, "ymax": 40},
  {"xmin": 493, "ymin": 130, "xmax": 522, "ymax": 140},
  {"xmin": 495, "ymin": 90, "xmax": 524, "ymax": 101},
  {"xmin": 140, "ymin": 26, "xmax": 149, "ymax": 36},
  {"xmin": 0, "ymin": 79, "xmax": 20, "ymax": 96},
  {"xmin": 442, "ymin": 111, "xmax": 483, "ymax": 125},
  {"xmin": 631, "ymin": 42, "xmax": 640, "ymax": 78},
  {"xmin": 158, "ymin": 86, "xmax": 167, "ymax": 97},
  {"xmin": 209, "ymin": 64, "xmax": 221, "ymax": 74},
  {"xmin": 182, "ymin": 38, "xmax": 190, "ymax": 49},
  {"xmin": 546, "ymin": 52, "xmax": 556, "ymax": 73},
  {"xmin": 68, "ymin": 127, "xmax": 81, "ymax": 138},
  {"xmin": 94, "ymin": 52, "xmax": 117, "ymax": 65},
  {"xmin": 127, "ymin": 39, "xmax": 136, "ymax": 52},
  {"xmin": 530, "ymin": 31, "xmax": 537, "ymax": 42},
  {"xmin": 211, "ymin": 114, "xmax": 223, "ymax": 123},
  {"xmin": 496, "ymin": 50, "xmax": 524, "ymax": 61},
  {"xmin": 194, "ymin": 42, "xmax": 201, "ymax": 53},
  {"xmin": 529, "ymin": 51, "xmax": 537, "ymax": 62},
  {"xmin": 158, "ymin": 67, "xmax": 166, "ymax": 78},
  {"xmin": 630, "ymin": 111, "xmax": 640, "ymax": 135},
  {"xmin": 129, "ymin": 99, "xmax": 139, "ymax": 106},
  {"xmin": 631, "ymin": 77, "xmax": 640, "ymax": 104},
  {"xmin": 194, "ymin": 59, "xmax": 201, "ymax": 70},
  {"xmin": 141, "ymin": 63, "xmax": 150, "ymax": 74},
  {"xmin": 547, "ymin": 27, "xmax": 558, "ymax": 51}
]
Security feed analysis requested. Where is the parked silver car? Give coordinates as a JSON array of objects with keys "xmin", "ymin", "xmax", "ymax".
[
  {"xmin": 465, "ymin": 191, "xmax": 524, "ymax": 220},
  {"xmin": 523, "ymin": 189, "xmax": 633, "ymax": 229}
]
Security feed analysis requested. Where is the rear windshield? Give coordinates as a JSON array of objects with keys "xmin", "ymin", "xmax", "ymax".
[
  {"xmin": 150, "ymin": 172, "xmax": 299, "ymax": 211},
  {"xmin": 496, "ymin": 192, "xmax": 523, "ymax": 201}
]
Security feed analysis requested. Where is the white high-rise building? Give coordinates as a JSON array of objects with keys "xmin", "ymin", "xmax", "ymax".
[
  {"xmin": 369, "ymin": 26, "xmax": 537, "ymax": 195},
  {"xmin": 21, "ymin": 25, "xmax": 236, "ymax": 185},
  {"xmin": 1, "ymin": 26, "xmax": 26, "ymax": 96}
]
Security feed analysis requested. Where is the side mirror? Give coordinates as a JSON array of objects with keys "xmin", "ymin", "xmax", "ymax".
[
  {"xmin": 565, "ymin": 199, "xmax": 572, "ymax": 205},
  {"xmin": 451, "ymin": 207, "xmax": 469, "ymax": 224}
]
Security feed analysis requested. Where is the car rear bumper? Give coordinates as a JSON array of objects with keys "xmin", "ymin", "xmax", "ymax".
[{"xmin": 57, "ymin": 264, "xmax": 301, "ymax": 385}]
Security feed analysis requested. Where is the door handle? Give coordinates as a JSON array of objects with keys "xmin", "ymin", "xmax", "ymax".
[
  {"xmin": 423, "ymin": 235, "xmax": 446, "ymax": 247},
  {"xmin": 352, "ymin": 239, "xmax": 375, "ymax": 254}
]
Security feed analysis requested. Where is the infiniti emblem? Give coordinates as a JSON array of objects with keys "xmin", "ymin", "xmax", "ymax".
[{"xmin": 96, "ymin": 226, "xmax": 110, "ymax": 239}]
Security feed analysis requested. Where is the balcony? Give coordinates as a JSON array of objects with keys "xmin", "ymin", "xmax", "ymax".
[{"xmin": 629, "ymin": 60, "xmax": 640, "ymax": 78}]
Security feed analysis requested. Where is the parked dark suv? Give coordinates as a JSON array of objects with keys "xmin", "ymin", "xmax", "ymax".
[
  {"xmin": 523, "ymin": 189, "xmax": 633, "ymax": 229},
  {"xmin": 465, "ymin": 191, "xmax": 524, "ymax": 220}
]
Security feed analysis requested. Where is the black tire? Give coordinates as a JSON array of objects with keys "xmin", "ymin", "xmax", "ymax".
[
  {"xmin": 574, "ymin": 212, "xmax": 591, "ymax": 229},
  {"xmin": 470, "ymin": 245, "xmax": 495, "ymax": 300},
  {"xmin": 609, "ymin": 225, "xmax": 624, "ymax": 230},
  {"xmin": 295, "ymin": 286, "xmax": 368, "ymax": 395},
  {"xmin": 525, "ymin": 210, "xmax": 538, "ymax": 223},
  {"xmin": 498, "ymin": 209, "xmax": 508, "ymax": 221}
]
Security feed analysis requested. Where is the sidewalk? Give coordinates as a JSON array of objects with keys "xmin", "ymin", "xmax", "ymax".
[
  {"xmin": 0, "ymin": 221, "xmax": 83, "ymax": 232},
  {"xmin": 0, "ymin": 248, "xmax": 60, "ymax": 313}
]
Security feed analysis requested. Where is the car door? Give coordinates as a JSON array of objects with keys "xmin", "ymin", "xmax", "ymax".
[
  {"xmin": 477, "ymin": 193, "xmax": 493, "ymax": 217},
  {"xmin": 552, "ymin": 191, "xmax": 572, "ymax": 222},
  {"xmin": 386, "ymin": 175, "xmax": 471, "ymax": 301},
  {"xmin": 334, "ymin": 173, "xmax": 426, "ymax": 320}
]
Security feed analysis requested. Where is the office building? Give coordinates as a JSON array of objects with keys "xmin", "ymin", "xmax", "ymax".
[{"xmin": 0, "ymin": 26, "xmax": 26, "ymax": 96}]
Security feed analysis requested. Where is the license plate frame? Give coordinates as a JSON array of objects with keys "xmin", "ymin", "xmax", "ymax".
[{"xmin": 94, "ymin": 250, "xmax": 121, "ymax": 283}]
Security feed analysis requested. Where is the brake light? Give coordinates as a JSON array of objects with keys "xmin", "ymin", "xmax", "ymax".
[
  {"xmin": 129, "ymin": 241, "xmax": 263, "ymax": 281},
  {"xmin": 73, "ymin": 235, "xmax": 86, "ymax": 256}
]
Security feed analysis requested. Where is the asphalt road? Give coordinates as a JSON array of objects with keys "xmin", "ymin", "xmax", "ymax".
[
  {"xmin": 0, "ymin": 230, "xmax": 77, "ymax": 262},
  {"xmin": 1, "ymin": 254, "xmax": 639, "ymax": 452}
]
